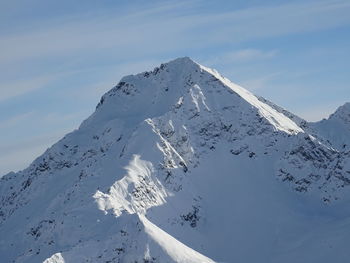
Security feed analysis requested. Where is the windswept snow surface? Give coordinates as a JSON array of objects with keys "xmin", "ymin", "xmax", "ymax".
[{"xmin": 1, "ymin": 57, "xmax": 350, "ymax": 263}]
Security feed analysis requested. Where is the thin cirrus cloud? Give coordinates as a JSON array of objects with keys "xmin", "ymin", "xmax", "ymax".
[
  {"xmin": 0, "ymin": 75, "xmax": 55, "ymax": 102},
  {"xmin": 0, "ymin": 0, "xmax": 349, "ymax": 65},
  {"xmin": 225, "ymin": 49, "xmax": 278, "ymax": 62},
  {"xmin": 239, "ymin": 72, "xmax": 283, "ymax": 91},
  {"xmin": 1, "ymin": 0, "xmax": 348, "ymax": 101},
  {"xmin": 0, "ymin": 111, "xmax": 35, "ymax": 129},
  {"xmin": 0, "ymin": 1, "xmax": 194, "ymax": 63},
  {"xmin": 204, "ymin": 0, "xmax": 350, "ymax": 40},
  {"xmin": 204, "ymin": 49, "xmax": 278, "ymax": 66}
]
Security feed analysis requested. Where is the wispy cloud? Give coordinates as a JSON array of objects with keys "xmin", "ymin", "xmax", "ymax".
[
  {"xmin": 226, "ymin": 49, "xmax": 277, "ymax": 62},
  {"xmin": 239, "ymin": 72, "xmax": 282, "ymax": 91},
  {"xmin": 1, "ymin": 0, "xmax": 349, "ymax": 102},
  {"xmin": 0, "ymin": 111, "xmax": 35, "ymax": 128},
  {"xmin": 197, "ymin": 0, "xmax": 350, "ymax": 43},
  {"xmin": 0, "ymin": 0, "xmax": 349, "ymax": 64},
  {"xmin": 204, "ymin": 49, "xmax": 278, "ymax": 66},
  {"xmin": 0, "ymin": 75, "xmax": 55, "ymax": 102}
]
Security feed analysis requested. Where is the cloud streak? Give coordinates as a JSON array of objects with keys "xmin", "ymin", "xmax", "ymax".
[
  {"xmin": 1, "ymin": 0, "xmax": 349, "ymax": 64},
  {"xmin": 203, "ymin": 49, "xmax": 278, "ymax": 66},
  {"xmin": 0, "ymin": 75, "xmax": 55, "ymax": 102},
  {"xmin": 0, "ymin": 111, "xmax": 35, "ymax": 128}
]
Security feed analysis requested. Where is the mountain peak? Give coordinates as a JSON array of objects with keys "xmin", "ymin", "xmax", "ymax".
[
  {"xmin": 330, "ymin": 102, "xmax": 350, "ymax": 121},
  {"xmin": 89, "ymin": 58, "xmax": 303, "ymax": 135},
  {"xmin": 334, "ymin": 102, "xmax": 350, "ymax": 113},
  {"xmin": 310, "ymin": 102, "xmax": 350, "ymax": 151},
  {"xmin": 166, "ymin": 56, "xmax": 197, "ymax": 65},
  {"xmin": 4, "ymin": 57, "xmax": 350, "ymax": 263}
]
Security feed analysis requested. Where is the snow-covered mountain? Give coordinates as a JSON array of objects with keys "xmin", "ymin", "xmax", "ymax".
[
  {"xmin": 1, "ymin": 57, "xmax": 350, "ymax": 263},
  {"xmin": 310, "ymin": 103, "xmax": 350, "ymax": 152}
]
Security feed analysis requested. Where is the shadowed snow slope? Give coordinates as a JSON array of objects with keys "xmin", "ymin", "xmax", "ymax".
[
  {"xmin": 0, "ymin": 57, "xmax": 350, "ymax": 263},
  {"xmin": 310, "ymin": 103, "xmax": 350, "ymax": 152}
]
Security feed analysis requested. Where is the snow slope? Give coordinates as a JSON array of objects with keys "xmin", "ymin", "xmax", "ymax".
[
  {"xmin": 0, "ymin": 57, "xmax": 350, "ymax": 263},
  {"xmin": 310, "ymin": 103, "xmax": 350, "ymax": 151}
]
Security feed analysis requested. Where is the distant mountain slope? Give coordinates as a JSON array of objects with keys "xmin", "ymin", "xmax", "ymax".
[
  {"xmin": 310, "ymin": 103, "xmax": 350, "ymax": 151},
  {"xmin": 0, "ymin": 57, "xmax": 349, "ymax": 263}
]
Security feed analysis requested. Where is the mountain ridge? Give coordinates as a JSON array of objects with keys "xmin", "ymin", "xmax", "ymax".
[{"xmin": 1, "ymin": 57, "xmax": 350, "ymax": 263}]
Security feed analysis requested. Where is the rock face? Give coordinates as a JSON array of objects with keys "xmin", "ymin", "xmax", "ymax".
[{"xmin": 0, "ymin": 57, "xmax": 350, "ymax": 263}]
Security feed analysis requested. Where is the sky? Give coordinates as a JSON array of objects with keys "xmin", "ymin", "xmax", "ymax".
[{"xmin": 0, "ymin": 0, "xmax": 349, "ymax": 175}]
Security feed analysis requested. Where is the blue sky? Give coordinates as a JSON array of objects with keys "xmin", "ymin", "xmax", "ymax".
[{"xmin": 0, "ymin": 0, "xmax": 350, "ymax": 175}]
